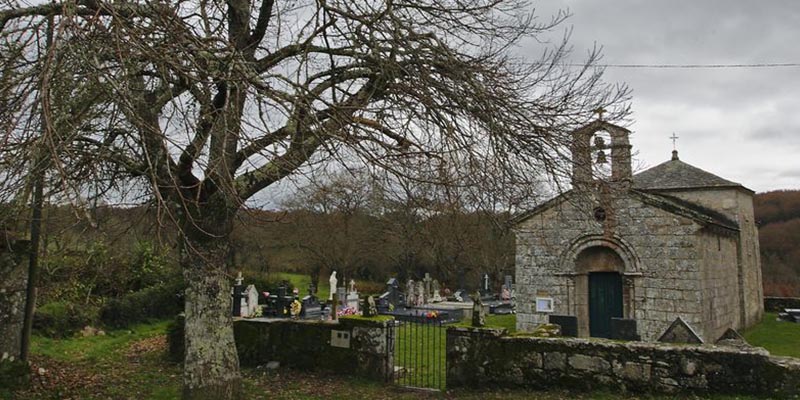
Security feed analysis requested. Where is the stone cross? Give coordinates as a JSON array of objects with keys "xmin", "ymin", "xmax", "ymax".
[
  {"xmin": 423, "ymin": 273, "xmax": 433, "ymax": 300},
  {"xmin": 235, "ymin": 271, "xmax": 244, "ymax": 286}
]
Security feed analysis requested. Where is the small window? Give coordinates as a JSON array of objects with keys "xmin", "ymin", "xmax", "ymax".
[{"xmin": 593, "ymin": 207, "xmax": 606, "ymax": 222}]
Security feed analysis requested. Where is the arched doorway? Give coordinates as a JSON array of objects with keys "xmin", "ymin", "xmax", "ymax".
[{"xmin": 575, "ymin": 246, "xmax": 626, "ymax": 338}]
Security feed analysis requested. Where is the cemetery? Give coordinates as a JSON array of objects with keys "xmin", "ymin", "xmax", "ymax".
[{"xmin": 214, "ymin": 270, "xmax": 800, "ymax": 397}]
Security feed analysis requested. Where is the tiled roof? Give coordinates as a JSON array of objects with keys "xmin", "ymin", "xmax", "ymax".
[{"xmin": 633, "ymin": 152, "xmax": 745, "ymax": 191}]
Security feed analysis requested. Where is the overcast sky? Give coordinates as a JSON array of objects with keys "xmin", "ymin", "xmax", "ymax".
[{"xmin": 528, "ymin": 0, "xmax": 800, "ymax": 193}]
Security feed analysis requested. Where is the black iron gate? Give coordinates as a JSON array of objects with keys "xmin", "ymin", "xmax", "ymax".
[{"xmin": 389, "ymin": 319, "xmax": 446, "ymax": 391}]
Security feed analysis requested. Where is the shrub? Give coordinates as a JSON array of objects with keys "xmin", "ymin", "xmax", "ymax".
[
  {"xmin": 0, "ymin": 359, "xmax": 30, "ymax": 390},
  {"xmin": 33, "ymin": 301, "xmax": 98, "ymax": 338},
  {"xmin": 99, "ymin": 280, "xmax": 184, "ymax": 329}
]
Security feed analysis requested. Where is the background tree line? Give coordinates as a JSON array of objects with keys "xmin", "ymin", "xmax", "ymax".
[
  {"xmin": 16, "ymin": 185, "xmax": 800, "ymax": 306},
  {"xmin": 755, "ymin": 189, "xmax": 800, "ymax": 297}
]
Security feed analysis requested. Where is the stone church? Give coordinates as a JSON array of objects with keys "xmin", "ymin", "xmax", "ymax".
[{"xmin": 514, "ymin": 119, "xmax": 763, "ymax": 342}]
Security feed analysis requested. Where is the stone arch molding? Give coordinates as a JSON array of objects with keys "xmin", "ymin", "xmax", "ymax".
[{"xmin": 559, "ymin": 234, "xmax": 641, "ymax": 274}]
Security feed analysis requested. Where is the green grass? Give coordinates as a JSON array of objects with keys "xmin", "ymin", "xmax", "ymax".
[
  {"xmin": 31, "ymin": 320, "xmax": 170, "ymax": 363},
  {"xmin": 272, "ymin": 272, "xmax": 330, "ymax": 301},
  {"xmin": 452, "ymin": 313, "xmax": 517, "ymax": 332},
  {"xmin": 744, "ymin": 312, "xmax": 800, "ymax": 358},
  {"xmin": 394, "ymin": 321, "xmax": 447, "ymax": 390}
]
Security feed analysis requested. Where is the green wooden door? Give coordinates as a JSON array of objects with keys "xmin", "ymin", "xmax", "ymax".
[{"xmin": 588, "ymin": 272, "xmax": 623, "ymax": 338}]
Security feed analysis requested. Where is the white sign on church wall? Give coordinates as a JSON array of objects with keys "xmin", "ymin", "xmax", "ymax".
[{"xmin": 536, "ymin": 297, "xmax": 554, "ymax": 312}]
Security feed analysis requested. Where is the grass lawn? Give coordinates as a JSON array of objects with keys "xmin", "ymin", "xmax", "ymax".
[
  {"xmin": 452, "ymin": 313, "xmax": 517, "ymax": 332},
  {"xmin": 744, "ymin": 312, "xmax": 800, "ymax": 358}
]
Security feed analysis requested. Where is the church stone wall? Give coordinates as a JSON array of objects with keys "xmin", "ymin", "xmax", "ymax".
[
  {"xmin": 697, "ymin": 231, "xmax": 741, "ymax": 341},
  {"xmin": 653, "ymin": 188, "xmax": 763, "ymax": 329},
  {"xmin": 515, "ymin": 194, "xmax": 713, "ymax": 341}
]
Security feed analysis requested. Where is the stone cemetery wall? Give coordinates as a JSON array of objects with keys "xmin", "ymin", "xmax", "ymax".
[
  {"xmin": 446, "ymin": 327, "xmax": 800, "ymax": 397},
  {"xmin": 0, "ymin": 239, "xmax": 29, "ymax": 361},
  {"xmin": 764, "ymin": 297, "xmax": 800, "ymax": 312},
  {"xmin": 234, "ymin": 317, "xmax": 392, "ymax": 381}
]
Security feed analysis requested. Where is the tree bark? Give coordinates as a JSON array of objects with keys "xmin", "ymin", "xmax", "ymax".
[{"xmin": 181, "ymin": 209, "xmax": 241, "ymax": 400}]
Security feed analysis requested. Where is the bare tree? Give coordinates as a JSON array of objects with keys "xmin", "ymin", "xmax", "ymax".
[
  {"xmin": 282, "ymin": 170, "xmax": 380, "ymax": 287},
  {"xmin": 0, "ymin": 0, "xmax": 628, "ymax": 397}
]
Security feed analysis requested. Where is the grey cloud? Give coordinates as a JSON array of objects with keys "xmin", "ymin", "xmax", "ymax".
[{"xmin": 520, "ymin": 0, "xmax": 800, "ymax": 191}]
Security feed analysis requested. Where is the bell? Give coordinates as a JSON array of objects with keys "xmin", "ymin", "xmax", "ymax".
[
  {"xmin": 596, "ymin": 150, "xmax": 607, "ymax": 164},
  {"xmin": 593, "ymin": 135, "xmax": 606, "ymax": 148}
]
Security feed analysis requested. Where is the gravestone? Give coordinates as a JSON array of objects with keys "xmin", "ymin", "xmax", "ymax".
[
  {"xmin": 610, "ymin": 318, "xmax": 640, "ymax": 341},
  {"xmin": 781, "ymin": 309, "xmax": 800, "ymax": 323},
  {"xmin": 423, "ymin": 273, "xmax": 433, "ymax": 300},
  {"xmin": 481, "ymin": 273, "xmax": 490, "ymax": 295},
  {"xmin": 232, "ymin": 272, "xmax": 245, "ymax": 317},
  {"xmin": 715, "ymin": 328, "xmax": 749, "ymax": 347},
  {"xmin": 346, "ymin": 292, "xmax": 360, "ymax": 313},
  {"xmin": 415, "ymin": 281, "xmax": 426, "ymax": 306},
  {"xmin": 454, "ymin": 289, "xmax": 471, "ymax": 303},
  {"xmin": 548, "ymin": 315, "xmax": 578, "ymax": 337},
  {"xmin": 431, "ymin": 279, "xmax": 442, "ymax": 303},
  {"xmin": 244, "ymin": 285, "xmax": 260, "ymax": 317},
  {"xmin": 405, "ymin": 279, "xmax": 416, "ymax": 307},
  {"xmin": 386, "ymin": 278, "xmax": 402, "ymax": 307},
  {"xmin": 658, "ymin": 317, "xmax": 704, "ymax": 344},
  {"xmin": 363, "ymin": 296, "xmax": 377, "ymax": 317},
  {"xmin": 337, "ymin": 287, "xmax": 347, "ymax": 307},
  {"xmin": 301, "ymin": 294, "xmax": 322, "ymax": 319},
  {"xmin": 504, "ymin": 275, "xmax": 513, "ymax": 292},
  {"xmin": 471, "ymin": 293, "xmax": 486, "ymax": 327}
]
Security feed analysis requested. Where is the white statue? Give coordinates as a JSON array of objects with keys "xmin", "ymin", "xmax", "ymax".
[
  {"xmin": 329, "ymin": 271, "xmax": 338, "ymax": 301},
  {"xmin": 349, "ymin": 279, "xmax": 356, "ymax": 293}
]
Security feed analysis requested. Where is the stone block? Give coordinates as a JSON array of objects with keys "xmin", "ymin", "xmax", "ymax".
[
  {"xmin": 543, "ymin": 352, "xmax": 566, "ymax": 370},
  {"xmin": 569, "ymin": 354, "xmax": 610, "ymax": 372},
  {"xmin": 614, "ymin": 361, "xmax": 651, "ymax": 382}
]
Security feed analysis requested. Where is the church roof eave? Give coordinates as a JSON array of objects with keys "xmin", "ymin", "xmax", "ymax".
[
  {"xmin": 630, "ymin": 190, "xmax": 739, "ymax": 233},
  {"xmin": 510, "ymin": 191, "xmax": 572, "ymax": 227}
]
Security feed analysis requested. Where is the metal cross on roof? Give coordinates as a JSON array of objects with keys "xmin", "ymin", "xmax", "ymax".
[{"xmin": 670, "ymin": 132, "xmax": 679, "ymax": 150}]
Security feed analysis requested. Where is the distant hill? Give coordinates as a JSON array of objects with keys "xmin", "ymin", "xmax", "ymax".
[{"xmin": 755, "ymin": 190, "xmax": 800, "ymax": 297}]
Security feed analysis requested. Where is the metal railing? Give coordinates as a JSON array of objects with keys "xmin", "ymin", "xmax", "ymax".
[{"xmin": 391, "ymin": 318, "xmax": 446, "ymax": 391}]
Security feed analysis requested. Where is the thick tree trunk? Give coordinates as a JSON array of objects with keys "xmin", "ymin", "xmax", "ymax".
[{"xmin": 181, "ymin": 215, "xmax": 241, "ymax": 400}]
